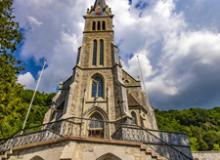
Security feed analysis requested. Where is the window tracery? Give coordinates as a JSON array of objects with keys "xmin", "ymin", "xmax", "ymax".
[
  {"xmin": 88, "ymin": 112, "xmax": 104, "ymax": 138},
  {"xmin": 91, "ymin": 74, "xmax": 104, "ymax": 97}
]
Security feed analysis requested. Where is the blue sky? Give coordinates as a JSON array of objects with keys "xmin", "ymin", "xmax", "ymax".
[{"xmin": 14, "ymin": 0, "xmax": 220, "ymax": 109}]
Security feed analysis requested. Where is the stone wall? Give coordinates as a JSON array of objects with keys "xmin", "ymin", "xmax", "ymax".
[
  {"xmin": 8, "ymin": 139, "xmax": 167, "ymax": 160},
  {"xmin": 193, "ymin": 151, "xmax": 220, "ymax": 160}
]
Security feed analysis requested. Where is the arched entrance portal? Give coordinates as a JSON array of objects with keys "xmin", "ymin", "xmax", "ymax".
[{"xmin": 97, "ymin": 153, "xmax": 122, "ymax": 160}]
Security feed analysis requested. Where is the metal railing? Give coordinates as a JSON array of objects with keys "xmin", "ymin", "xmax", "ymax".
[
  {"xmin": 0, "ymin": 117, "xmax": 193, "ymax": 160},
  {"xmin": 114, "ymin": 125, "xmax": 192, "ymax": 160}
]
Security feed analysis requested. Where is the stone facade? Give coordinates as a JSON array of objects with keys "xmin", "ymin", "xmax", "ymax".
[
  {"xmin": 8, "ymin": 139, "xmax": 168, "ymax": 160},
  {"xmin": 0, "ymin": 0, "xmax": 193, "ymax": 160},
  {"xmin": 5, "ymin": 135, "xmax": 196, "ymax": 160}
]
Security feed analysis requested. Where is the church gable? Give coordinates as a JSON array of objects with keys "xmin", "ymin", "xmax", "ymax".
[
  {"xmin": 127, "ymin": 93, "xmax": 148, "ymax": 114},
  {"xmin": 127, "ymin": 93, "xmax": 141, "ymax": 107},
  {"xmin": 122, "ymin": 69, "xmax": 141, "ymax": 87}
]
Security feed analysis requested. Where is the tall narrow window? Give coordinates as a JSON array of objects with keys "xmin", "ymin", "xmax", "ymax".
[
  {"xmin": 98, "ymin": 21, "xmax": 101, "ymax": 30},
  {"xmin": 91, "ymin": 74, "xmax": 104, "ymax": 97},
  {"xmin": 131, "ymin": 111, "xmax": 137, "ymax": 125},
  {"xmin": 76, "ymin": 47, "xmax": 81, "ymax": 65},
  {"xmin": 100, "ymin": 40, "xmax": 104, "ymax": 65},
  {"xmin": 92, "ymin": 21, "xmax": 96, "ymax": 31},
  {"xmin": 102, "ymin": 21, "xmax": 106, "ymax": 30},
  {"xmin": 92, "ymin": 40, "xmax": 97, "ymax": 65}
]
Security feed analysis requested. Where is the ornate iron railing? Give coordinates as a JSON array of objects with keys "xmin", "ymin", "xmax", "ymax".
[
  {"xmin": 114, "ymin": 125, "xmax": 192, "ymax": 160},
  {"xmin": 0, "ymin": 117, "xmax": 193, "ymax": 160}
]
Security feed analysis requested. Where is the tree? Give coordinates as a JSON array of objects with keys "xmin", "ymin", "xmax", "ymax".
[
  {"xmin": 0, "ymin": 0, "xmax": 23, "ymax": 138},
  {"xmin": 0, "ymin": 0, "xmax": 22, "ymax": 55},
  {"xmin": 155, "ymin": 107, "xmax": 220, "ymax": 151}
]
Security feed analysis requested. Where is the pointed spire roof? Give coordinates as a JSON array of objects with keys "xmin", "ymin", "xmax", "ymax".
[
  {"xmin": 94, "ymin": 0, "xmax": 107, "ymax": 9},
  {"xmin": 87, "ymin": 0, "xmax": 112, "ymax": 16}
]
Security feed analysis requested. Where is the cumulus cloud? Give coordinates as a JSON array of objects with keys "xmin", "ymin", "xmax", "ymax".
[
  {"xmin": 14, "ymin": 0, "xmax": 89, "ymax": 91},
  {"xmin": 17, "ymin": 72, "xmax": 36, "ymax": 90},
  {"xmin": 127, "ymin": 50, "xmax": 153, "ymax": 79},
  {"xmin": 149, "ymin": 31, "xmax": 220, "ymax": 109},
  {"xmin": 14, "ymin": 0, "xmax": 220, "ymax": 109}
]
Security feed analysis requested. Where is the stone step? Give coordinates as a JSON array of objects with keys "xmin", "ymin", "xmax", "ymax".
[{"xmin": 140, "ymin": 145, "xmax": 168, "ymax": 160}]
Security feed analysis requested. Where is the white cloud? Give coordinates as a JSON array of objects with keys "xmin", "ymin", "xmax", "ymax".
[
  {"xmin": 27, "ymin": 16, "xmax": 42, "ymax": 27},
  {"xmin": 14, "ymin": 0, "xmax": 220, "ymax": 108},
  {"xmin": 127, "ymin": 50, "xmax": 153, "ymax": 79},
  {"xmin": 17, "ymin": 72, "xmax": 36, "ymax": 89},
  {"xmin": 14, "ymin": 0, "xmax": 88, "ymax": 91}
]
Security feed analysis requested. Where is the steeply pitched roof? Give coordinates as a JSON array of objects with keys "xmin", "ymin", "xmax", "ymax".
[
  {"xmin": 127, "ymin": 94, "xmax": 149, "ymax": 113},
  {"xmin": 94, "ymin": 0, "xmax": 107, "ymax": 9},
  {"xmin": 127, "ymin": 94, "xmax": 141, "ymax": 107}
]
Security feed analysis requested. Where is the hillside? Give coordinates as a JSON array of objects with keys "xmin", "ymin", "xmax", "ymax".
[{"xmin": 156, "ymin": 108, "xmax": 220, "ymax": 151}]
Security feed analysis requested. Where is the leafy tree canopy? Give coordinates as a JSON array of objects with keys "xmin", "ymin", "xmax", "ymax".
[
  {"xmin": 155, "ymin": 107, "xmax": 220, "ymax": 151},
  {"xmin": 0, "ymin": 0, "xmax": 23, "ymax": 137}
]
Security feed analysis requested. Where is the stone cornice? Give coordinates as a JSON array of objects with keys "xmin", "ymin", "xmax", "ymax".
[{"xmin": 83, "ymin": 15, "xmax": 114, "ymax": 19}]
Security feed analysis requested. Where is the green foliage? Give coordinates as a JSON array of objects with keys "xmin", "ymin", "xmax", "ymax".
[
  {"xmin": 0, "ymin": 0, "xmax": 23, "ymax": 138},
  {"xmin": 0, "ymin": 0, "xmax": 54, "ymax": 139},
  {"xmin": 0, "ymin": 89, "xmax": 54, "ymax": 138},
  {"xmin": 20, "ymin": 90, "xmax": 54, "ymax": 128},
  {"xmin": 155, "ymin": 107, "xmax": 220, "ymax": 151},
  {"xmin": 0, "ymin": 0, "xmax": 53, "ymax": 138},
  {"xmin": 0, "ymin": 0, "xmax": 22, "ymax": 54}
]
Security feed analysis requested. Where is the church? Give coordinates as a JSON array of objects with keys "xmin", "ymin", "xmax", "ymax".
[{"xmin": 0, "ymin": 0, "xmax": 193, "ymax": 159}]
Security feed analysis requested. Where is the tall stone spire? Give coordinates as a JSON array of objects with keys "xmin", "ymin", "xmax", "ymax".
[
  {"xmin": 94, "ymin": 0, "xmax": 107, "ymax": 9},
  {"xmin": 87, "ymin": 0, "xmax": 111, "ymax": 16}
]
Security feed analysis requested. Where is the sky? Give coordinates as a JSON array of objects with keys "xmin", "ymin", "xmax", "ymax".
[{"xmin": 14, "ymin": 0, "xmax": 220, "ymax": 110}]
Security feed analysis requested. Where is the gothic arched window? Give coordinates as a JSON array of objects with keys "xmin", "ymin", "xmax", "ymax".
[
  {"xmin": 102, "ymin": 21, "xmax": 106, "ymax": 30},
  {"xmin": 131, "ymin": 111, "xmax": 138, "ymax": 125},
  {"xmin": 91, "ymin": 74, "xmax": 104, "ymax": 97},
  {"xmin": 88, "ymin": 112, "xmax": 104, "ymax": 138},
  {"xmin": 100, "ymin": 39, "xmax": 104, "ymax": 65},
  {"xmin": 92, "ymin": 21, "xmax": 96, "ymax": 31},
  {"xmin": 92, "ymin": 40, "xmax": 97, "ymax": 65},
  {"xmin": 98, "ymin": 21, "xmax": 101, "ymax": 30}
]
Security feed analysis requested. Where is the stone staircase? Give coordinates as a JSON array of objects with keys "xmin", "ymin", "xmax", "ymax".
[
  {"xmin": 140, "ymin": 144, "xmax": 168, "ymax": 160},
  {"xmin": 0, "ymin": 149, "xmax": 12, "ymax": 160}
]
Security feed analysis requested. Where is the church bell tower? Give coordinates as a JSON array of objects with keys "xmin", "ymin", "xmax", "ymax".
[
  {"xmin": 43, "ymin": 0, "xmax": 158, "ymax": 134},
  {"xmin": 0, "ymin": 1, "xmax": 193, "ymax": 160}
]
